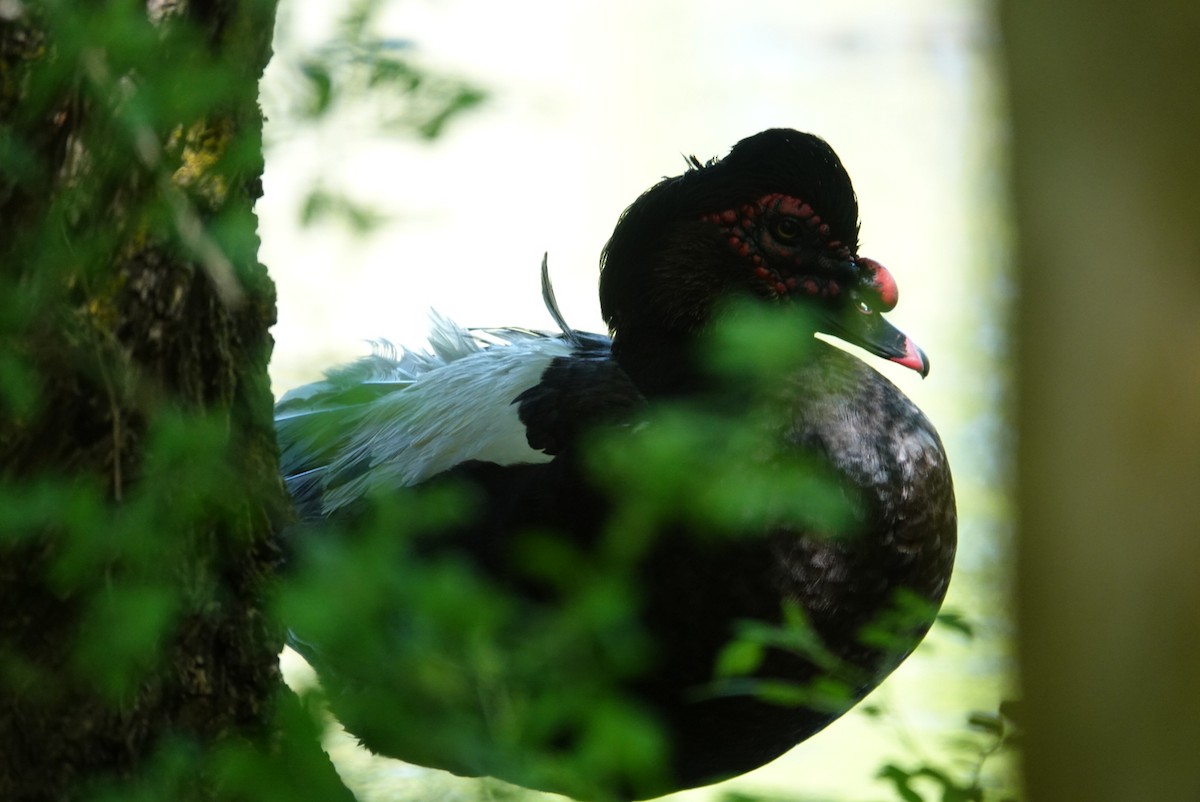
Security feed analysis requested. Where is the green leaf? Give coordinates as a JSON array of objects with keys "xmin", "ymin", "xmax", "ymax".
[
  {"xmin": 715, "ymin": 638, "xmax": 765, "ymax": 678},
  {"xmin": 878, "ymin": 764, "xmax": 926, "ymax": 802},
  {"xmin": 935, "ymin": 608, "xmax": 977, "ymax": 639},
  {"xmin": 73, "ymin": 583, "xmax": 179, "ymax": 700}
]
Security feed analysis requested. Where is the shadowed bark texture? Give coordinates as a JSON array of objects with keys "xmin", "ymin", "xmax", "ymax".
[{"xmin": 0, "ymin": 3, "xmax": 345, "ymax": 800}]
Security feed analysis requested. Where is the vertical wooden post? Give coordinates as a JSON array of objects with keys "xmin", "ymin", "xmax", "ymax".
[{"xmin": 1004, "ymin": 2, "xmax": 1200, "ymax": 799}]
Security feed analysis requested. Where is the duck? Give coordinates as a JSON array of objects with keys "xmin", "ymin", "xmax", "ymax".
[{"xmin": 274, "ymin": 129, "xmax": 957, "ymax": 800}]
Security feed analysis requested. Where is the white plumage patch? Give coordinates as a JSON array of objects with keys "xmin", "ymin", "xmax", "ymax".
[{"xmin": 275, "ymin": 314, "xmax": 576, "ymax": 516}]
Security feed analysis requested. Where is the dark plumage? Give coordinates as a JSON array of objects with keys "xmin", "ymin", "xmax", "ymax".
[{"xmin": 275, "ymin": 129, "xmax": 956, "ymax": 800}]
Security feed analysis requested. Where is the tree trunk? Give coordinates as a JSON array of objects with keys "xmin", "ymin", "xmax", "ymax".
[
  {"xmin": 0, "ymin": 3, "xmax": 345, "ymax": 799},
  {"xmin": 1005, "ymin": 1, "xmax": 1200, "ymax": 800}
]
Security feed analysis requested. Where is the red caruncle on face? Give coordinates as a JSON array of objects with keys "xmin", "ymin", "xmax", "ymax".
[{"xmin": 701, "ymin": 193, "xmax": 854, "ymax": 300}]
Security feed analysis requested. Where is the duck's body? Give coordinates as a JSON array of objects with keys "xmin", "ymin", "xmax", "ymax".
[{"xmin": 276, "ymin": 130, "xmax": 956, "ymax": 799}]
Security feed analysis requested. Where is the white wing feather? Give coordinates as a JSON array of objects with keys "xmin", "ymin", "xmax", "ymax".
[{"xmin": 276, "ymin": 315, "xmax": 576, "ymax": 517}]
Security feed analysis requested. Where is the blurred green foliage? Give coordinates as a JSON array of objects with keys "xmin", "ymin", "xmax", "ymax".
[
  {"xmin": 265, "ymin": 0, "xmax": 486, "ymax": 232},
  {"xmin": 0, "ymin": 412, "xmax": 247, "ymax": 695},
  {"xmin": 1, "ymin": 0, "xmax": 479, "ymax": 798},
  {"xmin": 278, "ymin": 484, "xmax": 671, "ymax": 798},
  {"xmin": 286, "ymin": 0, "xmax": 486, "ymax": 137}
]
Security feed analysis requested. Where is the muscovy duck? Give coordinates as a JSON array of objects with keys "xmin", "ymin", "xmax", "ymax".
[{"xmin": 275, "ymin": 129, "xmax": 956, "ymax": 799}]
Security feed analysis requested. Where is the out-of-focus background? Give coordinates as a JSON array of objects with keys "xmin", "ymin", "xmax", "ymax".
[{"xmin": 259, "ymin": 1, "xmax": 1014, "ymax": 799}]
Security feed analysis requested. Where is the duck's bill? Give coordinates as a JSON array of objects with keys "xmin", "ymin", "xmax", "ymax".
[{"xmin": 820, "ymin": 308, "xmax": 930, "ymax": 378}]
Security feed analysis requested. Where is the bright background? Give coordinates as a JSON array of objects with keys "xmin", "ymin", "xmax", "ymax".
[{"xmin": 258, "ymin": 1, "xmax": 1013, "ymax": 799}]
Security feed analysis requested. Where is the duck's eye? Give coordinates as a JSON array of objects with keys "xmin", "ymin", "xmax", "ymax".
[
  {"xmin": 771, "ymin": 217, "xmax": 803, "ymax": 241},
  {"xmin": 856, "ymin": 300, "xmax": 873, "ymax": 315}
]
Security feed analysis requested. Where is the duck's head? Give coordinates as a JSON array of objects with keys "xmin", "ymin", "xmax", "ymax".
[{"xmin": 600, "ymin": 129, "xmax": 928, "ymax": 379}]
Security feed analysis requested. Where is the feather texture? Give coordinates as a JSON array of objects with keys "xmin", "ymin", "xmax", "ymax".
[
  {"xmin": 276, "ymin": 317, "xmax": 579, "ymax": 517},
  {"xmin": 273, "ymin": 130, "xmax": 957, "ymax": 799}
]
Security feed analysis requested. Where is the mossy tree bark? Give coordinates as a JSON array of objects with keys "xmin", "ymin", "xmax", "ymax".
[{"xmin": 0, "ymin": 3, "xmax": 347, "ymax": 799}]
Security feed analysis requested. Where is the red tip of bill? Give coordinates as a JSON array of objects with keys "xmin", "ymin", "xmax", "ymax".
[{"xmin": 891, "ymin": 337, "xmax": 930, "ymax": 378}]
